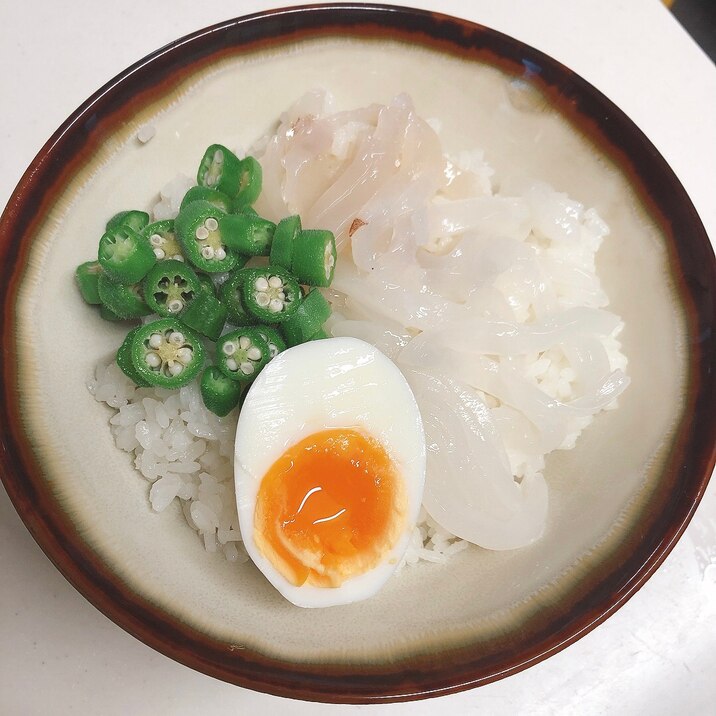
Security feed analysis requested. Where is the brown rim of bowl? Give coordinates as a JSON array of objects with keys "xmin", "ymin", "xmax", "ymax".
[{"xmin": 0, "ymin": 3, "xmax": 714, "ymax": 704}]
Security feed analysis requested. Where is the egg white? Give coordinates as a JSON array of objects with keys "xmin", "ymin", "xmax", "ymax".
[{"xmin": 234, "ymin": 336, "xmax": 425, "ymax": 608}]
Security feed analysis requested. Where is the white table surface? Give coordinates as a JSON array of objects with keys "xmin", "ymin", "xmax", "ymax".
[{"xmin": 1, "ymin": 1, "xmax": 714, "ymax": 714}]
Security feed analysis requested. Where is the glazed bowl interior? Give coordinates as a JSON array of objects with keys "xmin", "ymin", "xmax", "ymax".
[{"xmin": 1, "ymin": 5, "xmax": 713, "ymax": 704}]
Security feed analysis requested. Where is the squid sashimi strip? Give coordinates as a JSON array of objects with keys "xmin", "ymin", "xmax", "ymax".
[
  {"xmin": 398, "ymin": 342, "xmax": 629, "ymax": 453},
  {"xmin": 427, "ymin": 196, "xmax": 531, "ymax": 240},
  {"xmin": 305, "ymin": 100, "xmax": 410, "ymax": 249},
  {"xmin": 404, "ymin": 369, "xmax": 548, "ymax": 550},
  {"xmin": 332, "ymin": 260, "xmax": 464, "ymax": 330},
  {"xmin": 283, "ymin": 106, "xmax": 383, "ymax": 212},
  {"xmin": 418, "ymin": 235, "xmax": 531, "ymax": 301},
  {"xmin": 352, "ymin": 174, "xmax": 439, "ymax": 271},
  {"xmin": 416, "ymin": 307, "xmax": 622, "ymax": 357}
]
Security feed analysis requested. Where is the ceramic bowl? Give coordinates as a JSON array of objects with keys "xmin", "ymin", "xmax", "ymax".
[{"xmin": 0, "ymin": 4, "xmax": 714, "ymax": 704}]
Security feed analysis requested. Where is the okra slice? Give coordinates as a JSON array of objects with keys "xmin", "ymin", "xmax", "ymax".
[
  {"xmin": 179, "ymin": 290, "xmax": 227, "ymax": 341},
  {"xmin": 98, "ymin": 273, "xmax": 152, "ymax": 319},
  {"xmin": 216, "ymin": 328, "xmax": 270, "ymax": 382},
  {"xmin": 106, "ymin": 210, "xmax": 150, "ymax": 234},
  {"xmin": 130, "ymin": 319, "xmax": 205, "ymax": 389},
  {"xmin": 280, "ymin": 289, "xmax": 332, "ymax": 347},
  {"xmin": 234, "ymin": 203, "xmax": 258, "ymax": 217},
  {"xmin": 116, "ymin": 328, "xmax": 150, "ymax": 386},
  {"xmin": 197, "ymin": 273, "xmax": 217, "ymax": 297},
  {"xmin": 141, "ymin": 220, "xmax": 184, "ymax": 262},
  {"xmin": 309, "ymin": 328, "xmax": 331, "ymax": 341},
  {"xmin": 197, "ymin": 144, "xmax": 242, "ymax": 195},
  {"xmin": 218, "ymin": 268, "xmax": 257, "ymax": 326},
  {"xmin": 143, "ymin": 259, "xmax": 201, "ymax": 317},
  {"xmin": 174, "ymin": 200, "xmax": 238, "ymax": 273},
  {"xmin": 200, "ymin": 366, "xmax": 243, "ymax": 417},
  {"xmin": 241, "ymin": 266, "xmax": 301, "ymax": 324},
  {"xmin": 99, "ymin": 304, "xmax": 125, "ymax": 322},
  {"xmin": 219, "ymin": 214, "xmax": 276, "ymax": 256},
  {"xmin": 256, "ymin": 326, "xmax": 287, "ymax": 359},
  {"xmin": 269, "ymin": 215, "xmax": 301, "ymax": 269},
  {"xmin": 180, "ymin": 185, "xmax": 233, "ymax": 213},
  {"xmin": 234, "ymin": 156, "xmax": 263, "ymax": 209},
  {"xmin": 98, "ymin": 225, "xmax": 156, "ymax": 284},
  {"xmin": 75, "ymin": 260, "xmax": 103, "ymax": 305},
  {"xmin": 291, "ymin": 229, "xmax": 337, "ymax": 287}
]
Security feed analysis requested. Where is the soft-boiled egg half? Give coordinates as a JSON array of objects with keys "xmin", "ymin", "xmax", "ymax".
[{"xmin": 234, "ymin": 337, "xmax": 426, "ymax": 608}]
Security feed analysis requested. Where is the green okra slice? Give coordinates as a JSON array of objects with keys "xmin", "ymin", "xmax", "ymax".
[
  {"xmin": 142, "ymin": 259, "xmax": 201, "ymax": 317},
  {"xmin": 291, "ymin": 229, "xmax": 336, "ymax": 287},
  {"xmin": 98, "ymin": 225, "xmax": 156, "ymax": 285},
  {"xmin": 200, "ymin": 366, "xmax": 243, "ymax": 417},
  {"xmin": 181, "ymin": 185, "xmax": 233, "ymax": 214},
  {"xmin": 256, "ymin": 326, "xmax": 287, "ymax": 359},
  {"xmin": 141, "ymin": 220, "xmax": 185, "ymax": 262},
  {"xmin": 174, "ymin": 200, "xmax": 239, "ymax": 273},
  {"xmin": 218, "ymin": 268, "xmax": 257, "ymax": 326},
  {"xmin": 106, "ymin": 210, "xmax": 150, "ymax": 234},
  {"xmin": 197, "ymin": 273, "xmax": 217, "ymax": 297},
  {"xmin": 75, "ymin": 261, "xmax": 103, "ymax": 305},
  {"xmin": 219, "ymin": 213, "xmax": 276, "ymax": 256},
  {"xmin": 197, "ymin": 144, "xmax": 242, "ymax": 196},
  {"xmin": 269, "ymin": 215, "xmax": 301, "ymax": 270},
  {"xmin": 179, "ymin": 290, "xmax": 227, "ymax": 342},
  {"xmin": 216, "ymin": 327, "xmax": 271, "ymax": 382},
  {"xmin": 98, "ymin": 273, "xmax": 152, "ymax": 319},
  {"xmin": 233, "ymin": 156, "xmax": 262, "ymax": 209},
  {"xmin": 280, "ymin": 289, "xmax": 332, "ymax": 347},
  {"xmin": 240, "ymin": 266, "xmax": 301, "ymax": 324},
  {"xmin": 130, "ymin": 319, "xmax": 205, "ymax": 389},
  {"xmin": 99, "ymin": 304, "xmax": 126, "ymax": 322},
  {"xmin": 116, "ymin": 327, "xmax": 151, "ymax": 386}
]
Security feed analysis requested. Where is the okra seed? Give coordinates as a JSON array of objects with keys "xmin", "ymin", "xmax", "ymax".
[
  {"xmin": 195, "ymin": 226, "xmax": 209, "ymax": 241},
  {"xmin": 226, "ymin": 357, "xmax": 238, "ymax": 371},
  {"xmin": 201, "ymin": 246, "xmax": 215, "ymax": 260},
  {"xmin": 214, "ymin": 149, "xmax": 224, "ymax": 163},
  {"xmin": 173, "ymin": 254, "xmax": 184, "ymax": 262},
  {"xmin": 240, "ymin": 362, "xmax": 255, "ymax": 375},
  {"xmin": 215, "ymin": 247, "xmax": 227, "ymax": 260},
  {"xmin": 145, "ymin": 352, "xmax": 161, "ymax": 368},
  {"xmin": 247, "ymin": 347, "xmax": 262, "ymax": 361},
  {"xmin": 269, "ymin": 298, "xmax": 284, "ymax": 313},
  {"xmin": 169, "ymin": 363, "xmax": 184, "ymax": 377},
  {"xmin": 153, "ymin": 248, "xmax": 166, "ymax": 259},
  {"xmin": 268, "ymin": 276, "xmax": 282, "ymax": 289},
  {"xmin": 222, "ymin": 342, "xmax": 236, "ymax": 355},
  {"xmin": 256, "ymin": 293, "xmax": 270, "ymax": 308},
  {"xmin": 168, "ymin": 331, "xmax": 184, "ymax": 345},
  {"xmin": 167, "ymin": 299, "xmax": 183, "ymax": 313},
  {"xmin": 150, "ymin": 234, "xmax": 163, "ymax": 247},
  {"xmin": 325, "ymin": 243, "xmax": 335, "ymax": 274},
  {"xmin": 176, "ymin": 347, "xmax": 193, "ymax": 364},
  {"xmin": 149, "ymin": 333, "xmax": 162, "ymax": 349},
  {"xmin": 205, "ymin": 217, "xmax": 218, "ymax": 231},
  {"xmin": 255, "ymin": 277, "xmax": 269, "ymax": 291},
  {"xmin": 239, "ymin": 336, "xmax": 251, "ymax": 350}
]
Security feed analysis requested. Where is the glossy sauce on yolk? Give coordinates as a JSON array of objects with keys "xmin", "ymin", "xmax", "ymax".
[{"xmin": 253, "ymin": 429, "xmax": 406, "ymax": 588}]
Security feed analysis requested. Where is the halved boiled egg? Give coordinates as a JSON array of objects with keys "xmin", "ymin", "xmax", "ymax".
[{"xmin": 234, "ymin": 337, "xmax": 425, "ymax": 608}]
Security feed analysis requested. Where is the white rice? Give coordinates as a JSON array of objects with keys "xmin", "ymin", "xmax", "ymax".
[{"xmin": 88, "ymin": 363, "xmax": 248, "ymax": 564}]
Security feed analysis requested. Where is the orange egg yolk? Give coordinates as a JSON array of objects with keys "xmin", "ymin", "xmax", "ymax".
[{"xmin": 253, "ymin": 428, "xmax": 407, "ymax": 588}]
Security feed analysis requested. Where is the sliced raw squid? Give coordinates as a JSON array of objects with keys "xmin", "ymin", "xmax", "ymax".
[{"xmin": 404, "ymin": 369, "xmax": 548, "ymax": 550}]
